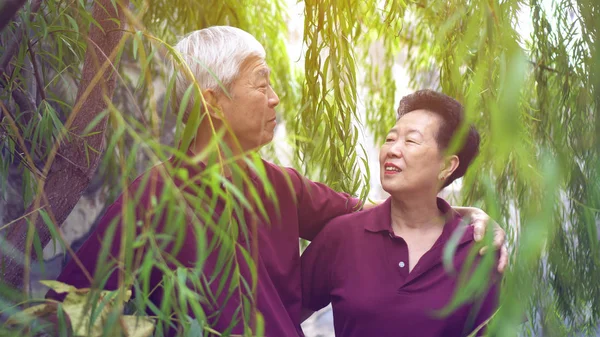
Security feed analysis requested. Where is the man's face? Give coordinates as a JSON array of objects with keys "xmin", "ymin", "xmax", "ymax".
[
  {"xmin": 379, "ymin": 109, "xmax": 445, "ymax": 195},
  {"xmin": 216, "ymin": 56, "xmax": 280, "ymax": 151}
]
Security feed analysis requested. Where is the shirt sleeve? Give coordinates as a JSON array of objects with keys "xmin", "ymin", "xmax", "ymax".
[
  {"xmin": 285, "ymin": 167, "xmax": 361, "ymax": 240},
  {"xmin": 471, "ymin": 280, "xmax": 499, "ymax": 336},
  {"xmin": 45, "ymin": 201, "xmax": 127, "ymax": 300},
  {"xmin": 45, "ymin": 172, "xmax": 160, "ymax": 301},
  {"xmin": 468, "ymin": 249, "xmax": 501, "ymax": 337},
  {"xmin": 301, "ymin": 220, "xmax": 341, "ymax": 312}
]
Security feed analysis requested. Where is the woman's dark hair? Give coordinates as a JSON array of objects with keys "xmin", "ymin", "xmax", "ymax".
[{"xmin": 396, "ymin": 89, "xmax": 480, "ymax": 188}]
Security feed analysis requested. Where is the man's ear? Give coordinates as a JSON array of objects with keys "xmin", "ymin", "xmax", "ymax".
[
  {"xmin": 439, "ymin": 155, "xmax": 460, "ymax": 181},
  {"xmin": 201, "ymin": 88, "xmax": 224, "ymax": 120}
]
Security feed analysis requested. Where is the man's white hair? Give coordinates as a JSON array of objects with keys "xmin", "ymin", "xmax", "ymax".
[{"xmin": 172, "ymin": 26, "xmax": 266, "ymax": 123}]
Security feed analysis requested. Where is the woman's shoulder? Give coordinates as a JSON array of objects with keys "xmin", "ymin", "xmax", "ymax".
[{"xmin": 317, "ymin": 202, "xmax": 390, "ymax": 240}]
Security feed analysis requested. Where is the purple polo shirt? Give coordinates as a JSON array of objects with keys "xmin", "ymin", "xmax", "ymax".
[
  {"xmin": 301, "ymin": 197, "xmax": 499, "ymax": 337},
  {"xmin": 47, "ymin": 155, "xmax": 359, "ymax": 336}
]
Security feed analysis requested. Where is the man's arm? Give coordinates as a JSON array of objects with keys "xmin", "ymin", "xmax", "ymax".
[
  {"xmin": 300, "ymin": 218, "xmax": 341, "ymax": 323},
  {"xmin": 46, "ymin": 203, "xmax": 125, "ymax": 300},
  {"xmin": 285, "ymin": 167, "xmax": 361, "ymax": 240},
  {"xmin": 46, "ymin": 170, "xmax": 162, "ymax": 300}
]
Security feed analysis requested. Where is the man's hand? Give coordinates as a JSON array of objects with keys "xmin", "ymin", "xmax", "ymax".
[{"xmin": 453, "ymin": 206, "xmax": 508, "ymax": 273}]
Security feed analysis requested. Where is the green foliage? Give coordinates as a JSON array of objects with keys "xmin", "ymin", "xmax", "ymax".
[
  {"xmin": 3, "ymin": 280, "xmax": 154, "ymax": 336},
  {"xmin": 382, "ymin": 1, "xmax": 600, "ymax": 335},
  {"xmin": 0, "ymin": 0, "xmax": 598, "ymax": 336},
  {"xmin": 293, "ymin": 0, "xmax": 369, "ymax": 197}
]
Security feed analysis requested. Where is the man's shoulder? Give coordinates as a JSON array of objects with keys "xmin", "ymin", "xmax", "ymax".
[
  {"xmin": 259, "ymin": 160, "xmax": 346, "ymax": 194},
  {"xmin": 260, "ymin": 159, "xmax": 297, "ymax": 178},
  {"xmin": 106, "ymin": 163, "xmax": 171, "ymax": 212},
  {"xmin": 128, "ymin": 163, "xmax": 169, "ymax": 191},
  {"xmin": 258, "ymin": 159, "xmax": 308, "ymax": 191}
]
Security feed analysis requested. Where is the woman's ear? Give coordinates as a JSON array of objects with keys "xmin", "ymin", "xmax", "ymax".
[
  {"xmin": 439, "ymin": 155, "xmax": 460, "ymax": 181},
  {"xmin": 201, "ymin": 88, "xmax": 224, "ymax": 120}
]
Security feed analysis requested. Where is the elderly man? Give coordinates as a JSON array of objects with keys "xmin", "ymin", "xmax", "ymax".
[{"xmin": 48, "ymin": 26, "xmax": 507, "ymax": 336}]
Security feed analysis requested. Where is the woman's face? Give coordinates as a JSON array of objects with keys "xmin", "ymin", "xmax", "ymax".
[{"xmin": 379, "ymin": 109, "xmax": 448, "ymax": 196}]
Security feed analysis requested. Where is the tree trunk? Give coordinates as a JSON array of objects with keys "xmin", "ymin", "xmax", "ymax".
[
  {"xmin": 0, "ymin": 0, "xmax": 129, "ymax": 289},
  {"xmin": 0, "ymin": 0, "xmax": 28, "ymax": 33}
]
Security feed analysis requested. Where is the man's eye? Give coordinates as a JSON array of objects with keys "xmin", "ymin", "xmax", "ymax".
[{"xmin": 385, "ymin": 138, "xmax": 394, "ymax": 142}]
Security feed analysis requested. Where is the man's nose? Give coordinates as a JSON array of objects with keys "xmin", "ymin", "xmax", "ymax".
[{"xmin": 268, "ymin": 87, "xmax": 280, "ymax": 107}]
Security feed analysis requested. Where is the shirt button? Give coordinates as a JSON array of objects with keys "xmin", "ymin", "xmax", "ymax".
[{"xmin": 399, "ymin": 261, "xmax": 405, "ymax": 268}]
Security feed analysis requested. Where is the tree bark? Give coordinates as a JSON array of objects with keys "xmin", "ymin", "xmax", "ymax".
[
  {"xmin": 0, "ymin": 0, "xmax": 43, "ymax": 129},
  {"xmin": 0, "ymin": 0, "xmax": 129, "ymax": 289},
  {"xmin": 0, "ymin": 0, "xmax": 28, "ymax": 33}
]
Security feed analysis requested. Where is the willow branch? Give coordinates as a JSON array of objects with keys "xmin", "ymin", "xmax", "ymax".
[
  {"xmin": 10, "ymin": 87, "xmax": 36, "ymax": 116},
  {"xmin": 0, "ymin": 0, "xmax": 43, "ymax": 77},
  {"xmin": 528, "ymin": 60, "xmax": 558, "ymax": 73},
  {"xmin": 27, "ymin": 37, "xmax": 46, "ymax": 102},
  {"xmin": 0, "ymin": 82, "xmax": 35, "ymax": 135},
  {"xmin": 0, "ymin": 0, "xmax": 128, "ymax": 290},
  {"xmin": 0, "ymin": 29, "xmax": 23, "ymax": 77}
]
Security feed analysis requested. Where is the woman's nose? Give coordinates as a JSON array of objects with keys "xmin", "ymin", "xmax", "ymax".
[{"xmin": 388, "ymin": 141, "xmax": 403, "ymax": 158}]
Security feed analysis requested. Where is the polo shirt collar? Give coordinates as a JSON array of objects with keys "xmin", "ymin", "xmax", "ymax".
[
  {"xmin": 169, "ymin": 147, "xmax": 259, "ymax": 182},
  {"xmin": 169, "ymin": 147, "xmax": 207, "ymax": 178},
  {"xmin": 364, "ymin": 197, "xmax": 473, "ymax": 246},
  {"xmin": 363, "ymin": 198, "xmax": 393, "ymax": 233}
]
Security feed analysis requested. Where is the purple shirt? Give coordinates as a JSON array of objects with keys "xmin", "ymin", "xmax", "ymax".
[
  {"xmin": 301, "ymin": 197, "xmax": 499, "ymax": 337},
  {"xmin": 47, "ymin": 156, "xmax": 359, "ymax": 336}
]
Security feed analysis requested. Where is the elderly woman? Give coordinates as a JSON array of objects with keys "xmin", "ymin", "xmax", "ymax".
[{"xmin": 301, "ymin": 90, "xmax": 499, "ymax": 337}]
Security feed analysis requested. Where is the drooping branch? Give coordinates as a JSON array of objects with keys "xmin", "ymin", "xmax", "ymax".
[
  {"xmin": 0, "ymin": 0, "xmax": 43, "ymax": 75},
  {"xmin": 528, "ymin": 60, "xmax": 558, "ymax": 74},
  {"xmin": 26, "ymin": 37, "xmax": 46, "ymax": 102},
  {"xmin": 0, "ymin": 29, "xmax": 23, "ymax": 77},
  {"xmin": 0, "ymin": 0, "xmax": 44, "ymax": 129},
  {"xmin": 0, "ymin": 0, "xmax": 129, "ymax": 289},
  {"xmin": 0, "ymin": 83, "xmax": 36, "ymax": 138},
  {"xmin": 9, "ymin": 87, "xmax": 36, "ymax": 120}
]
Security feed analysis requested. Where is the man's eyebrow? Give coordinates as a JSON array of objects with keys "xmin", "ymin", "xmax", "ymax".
[
  {"xmin": 256, "ymin": 68, "xmax": 271, "ymax": 78},
  {"xmin": 387, "ymin": 128, "xmax": 398, "ymax": 135}
]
